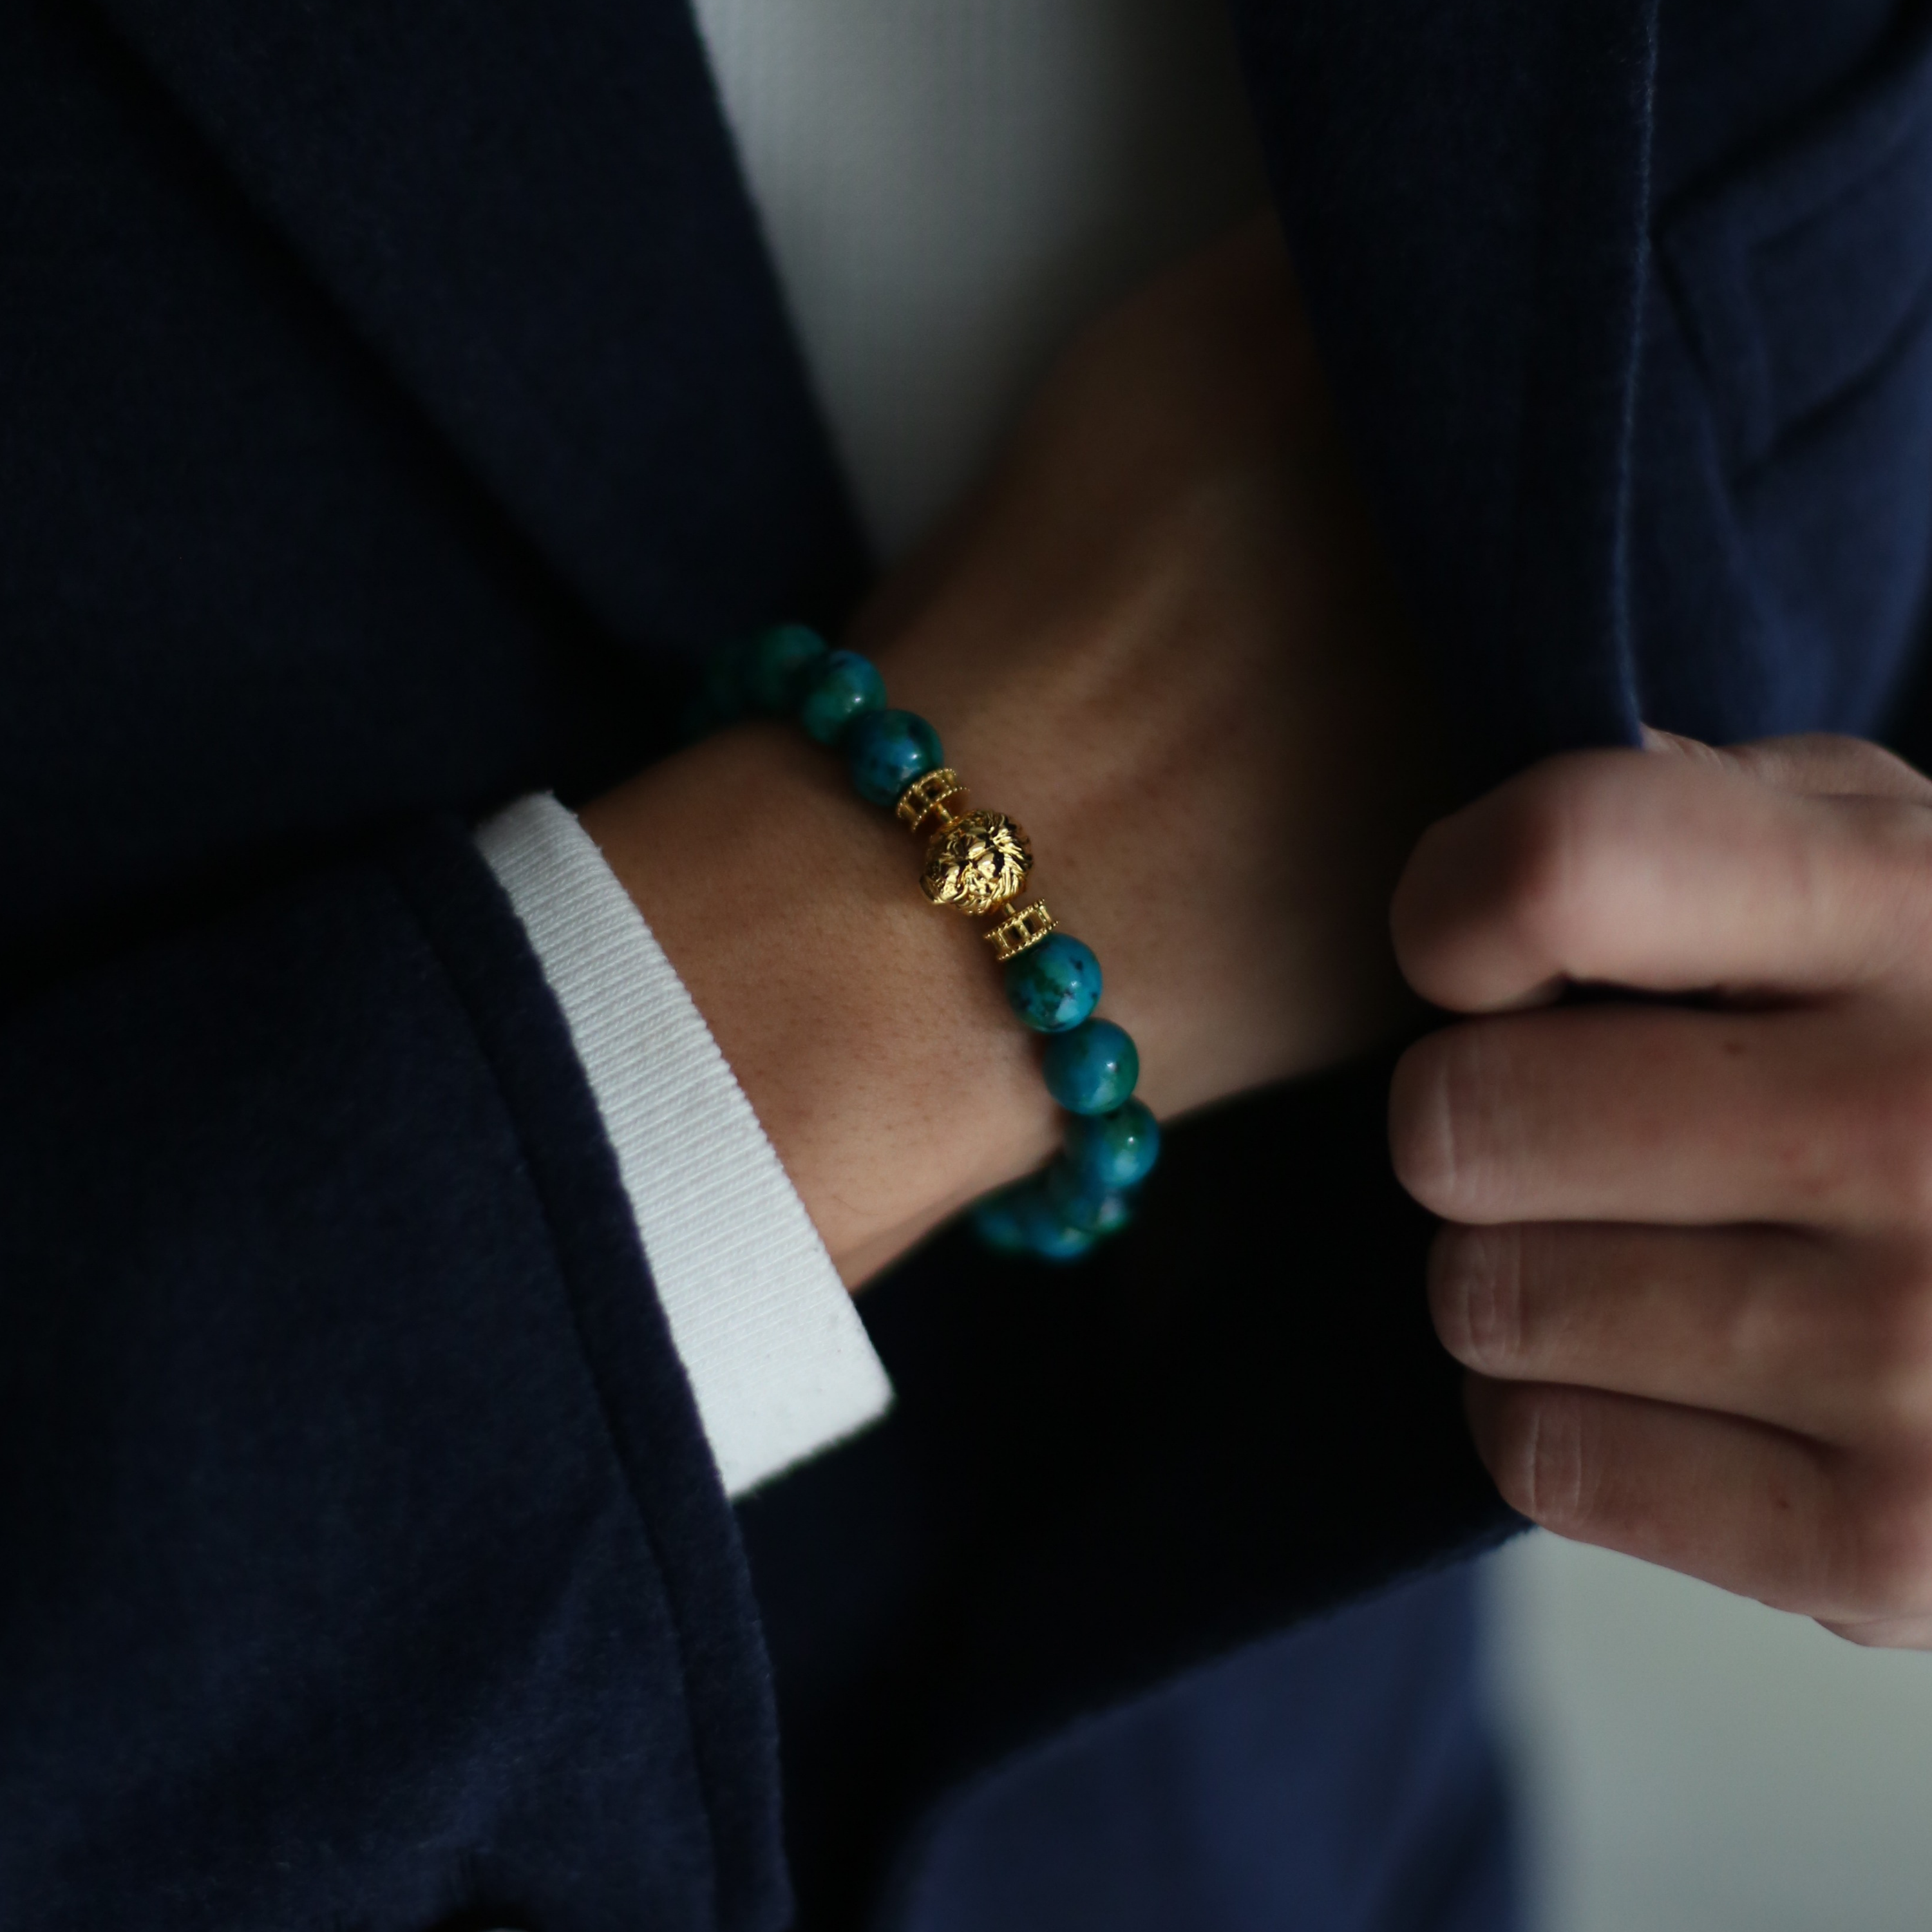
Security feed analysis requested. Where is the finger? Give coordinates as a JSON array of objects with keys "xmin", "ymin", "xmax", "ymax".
[
  {"xmin": 1391, "ymin": 744, "xmax": 1932, "ymax": 1012},
  {"xmin": 1817, "ymin": 1612, "xmax": 1932, "ymax": 1650},
  {"xmin": 1466, "ymin": 1376, "xmax": 1932, "ymax": 1629},
  {"xmin": 1432, "ymin": 1222, "xmax": 1932, "ymax": 1445},
  {"xmin": 1645, "ymin": 728, "xmax": 1932, "ymax": 804},
  {"xmin": 1390, "ymin": 999, "xmax": 1932, "ymax": 1229}
]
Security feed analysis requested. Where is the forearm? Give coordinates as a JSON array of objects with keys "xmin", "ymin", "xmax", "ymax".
[
  {"xmin": 586, "ymin": 220, "xmax": 1443, "ymax": 1284},
  {"xmin": 581, "ymin": 726, "xmax": 1057, "ymax": 1283}
]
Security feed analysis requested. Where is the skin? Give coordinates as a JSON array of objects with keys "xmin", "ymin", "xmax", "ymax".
[
  {"xmin": 592, "ymin": 214, "xmax": 1932, "ymax": 1648},
  {"xmin": 1391, "ymin": 730, "xmax": 1932, "ymax": 1651},
  {"xmin": 583, "ymin": 218, "xmax": 1445, "ymax": 1285}
]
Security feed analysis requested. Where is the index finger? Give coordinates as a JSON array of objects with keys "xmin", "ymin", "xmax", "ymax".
[{"xmin": 1391, "ymin": 745, "xmax": 1932, "ymax": 1014}]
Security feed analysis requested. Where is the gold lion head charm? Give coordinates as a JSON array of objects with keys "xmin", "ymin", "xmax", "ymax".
[{"xmin": 921, "ymin": 810, "xmax": 1032, "ymax": 914}]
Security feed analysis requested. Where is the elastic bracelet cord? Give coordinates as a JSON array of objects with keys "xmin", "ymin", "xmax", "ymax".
[{"xmin": 689, "ymin": 621, "xmax": 1161, "ymax": 1263}]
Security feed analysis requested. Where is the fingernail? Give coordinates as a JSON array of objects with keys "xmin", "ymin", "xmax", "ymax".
[
  {"xmin": 1430, "ymin": 1226, "xmax": 1519, "ymax": 1369},
  {"xmin": 1522, "ymin": 1390, "xmax": 1586, "ymax": 1528}
]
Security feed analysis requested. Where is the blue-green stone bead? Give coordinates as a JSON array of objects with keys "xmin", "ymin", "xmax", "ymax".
[
  {"xmin": 1011, "ymin": 1184, "xmax": 1101, "ymax": 1262},
  {"xmin": 797, "ymin": 649, "xmax": 887, "ymax": 745},
  {"xmin": 846, "ymin": 708, "xmax": 943, "ymax": 807},
  {"xmin": 744, "ymin": 622, "xmax": 829, "ymax": 712},
  {"xmin": 966, "ymin": 1182, "xmax": 1043, "ymax": 1260},
  {"xmin": 1041, "ymin": 1019, "xmax": 1139, "ymax": 1115},
  {"xmin": 972, "ymin": 1180, "xmax": 1098, "ymax": 1262},
  {"xmin": 1003, "ymin": 932, "xmax": 1102, "ymax": 1033},
  {"xmin": 1043, "ymin": 1159, "xmax": 1137, "ymax": 1237},
  {"xmin": 1064, "ymin": 1098, "xmax": 1161, "ymax": 1191},
  {"xmin": 1021, "ymin": 1209, "xmax": 1099, "ymax": 1262},
  {"xmin": 971, "ymin": 1188, "xmax": 1034, "ymax": 1256}
]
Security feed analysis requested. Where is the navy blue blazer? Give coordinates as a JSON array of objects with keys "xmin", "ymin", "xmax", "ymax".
[{"xmin": 3, "ymin": 0, "xmax": 1930, "ymax": 1926}]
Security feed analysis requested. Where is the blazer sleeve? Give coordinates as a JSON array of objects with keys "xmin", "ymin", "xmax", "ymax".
[{"xmin": 0, "ymin": 815, "xmax": 788, "ymax": 1932}]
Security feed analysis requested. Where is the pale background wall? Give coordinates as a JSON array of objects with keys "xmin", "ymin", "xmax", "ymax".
[
  {"xmin": 690, "ymin": 0, "xmax": 1270, "ymax": 562},
  {"xmin": 1485, "ymin": 1533, "xmax": 1932, "ymax": 1932}
]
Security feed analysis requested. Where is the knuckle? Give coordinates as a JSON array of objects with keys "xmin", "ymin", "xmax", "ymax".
[
  {"xmin": 1808, "ymin": 730, "xmax": 1891, "ymax": 768},
  {"xmin": 1483, "ymin": 766, "xmax": 1603, "ymax": 964},
  {"xmin": 1395, "ymin": 752, "xmax": 1645, "ymax": 1007},
  {"xmin": 1844, "ymin": 1249, "xmax": 1932, "ymax": 1437},
  {"xmin": 1860, "ymin": 1057, "xmax": 1932, "ymax": 1221},
  {"xmin": 1727, "ymin": 732, "xmax": 1932, "ymax": 807},
  {"xmin": 1810, "ymin": 734, "xmax": 1929, "ymax": 793},
  {"xmin": 1744, "ymin": 732, "xmax": 1880, "ymax": 780},
  {"xmin": 1857, "ymin": 806, "xmax": 1932, "ymax": 965},
  {"xmin": 1841, "ymin": 1481, "xmax": 1932, "ymax": 1616}
]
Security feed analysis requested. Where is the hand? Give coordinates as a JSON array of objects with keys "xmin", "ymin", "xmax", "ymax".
[
  {"xmin": 1391, "ymin": 730, "xmax": 1932, "ymax": 1647},
  {"xmin": 585, "ymin": 218, "xmax": 1442, "ymax": 1283}
]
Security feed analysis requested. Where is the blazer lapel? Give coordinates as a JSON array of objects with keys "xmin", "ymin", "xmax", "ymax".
[
  {"xmin": 90, "ymin": 0, "xmax": 866, "ymax": 658},
  {"xmin": 95, "ymin": 0, "xmax": 1657, "ymax": 734}
]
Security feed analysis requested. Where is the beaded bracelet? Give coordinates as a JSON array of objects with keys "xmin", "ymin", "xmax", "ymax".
[{"xmin": 691, "ymin": 620, "xmax": 1161, "ymax": 1262}]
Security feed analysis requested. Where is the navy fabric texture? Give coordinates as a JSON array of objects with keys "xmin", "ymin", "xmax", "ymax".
[
  {"xmin": 0, "ymin": 1, "xmax": 840, "ymax": 1923},
  {"xmin": 884, "ymin": 1566, "xmax": 1510, "ymax": 1932},
  {"xmin": 0, "ymin": 0, "xmax": 866, "ymax": 964},
  {"xmin": 1236, "ymin": 0, "xmax": 1932, "ymax": 780},
  {"xmin": 3, "ymin": 0, "xmax": 1931, "ymax": 1924},
  {"xmin": 1232, "ymin": 0, "xmax": 1656, "ymax": 785},
  {"xmin": 1639, "ymin": 5, "xmax": 1932, "ymax": 739},
  {"xmin": 743, "ymin": 1058, "xmax": 1511, "ymax": 1931},
  {"xmin": 0, "ymin": 819, "xmax": 784, "ymax": 1931}
]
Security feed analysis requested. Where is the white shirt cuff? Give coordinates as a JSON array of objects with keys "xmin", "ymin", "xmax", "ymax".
[{"xmin": 475, "ymin": 792, "xmax": 893, "ymax": 1498}]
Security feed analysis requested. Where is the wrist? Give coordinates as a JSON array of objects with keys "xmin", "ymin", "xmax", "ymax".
[{"xmin": 580, "ymin": 723, "xmax": 1059, "ymax": 1285}]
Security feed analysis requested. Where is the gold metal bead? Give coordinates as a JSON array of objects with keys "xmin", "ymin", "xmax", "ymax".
[
  {"xmin": 983, "ymin": 900, "xmax": 1057, "ymax": 961},
  {"xmin": 920, "ymin": 810, "xmax": 1032, "ymax": 915},
  {"xmin": 895, "ymin": 766, "xmax": 968, "ymax": 837}
]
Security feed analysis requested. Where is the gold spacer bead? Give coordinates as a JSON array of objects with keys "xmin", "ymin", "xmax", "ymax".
[
  {"xmin": 895, "ymin": 766, "xmax": 969, "ymax": 838},
  {"xmin": 983, "ymin": 900, "xmax": 1057, "ymax": 962}
]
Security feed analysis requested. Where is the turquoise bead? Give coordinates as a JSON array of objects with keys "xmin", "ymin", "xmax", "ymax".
[
  {"xmin": 744, "ymin": 622, "xmax": 829, "ymax": 712},
  {"xmin": 972, "ymin": 1180, "xmax": 1099, "ymax": 1262},
  {"xmin": 1041, "ymin": 1019, "xmax": 1139, "ymax": 1115},
  {"xmin": 1019, "ymin": 1208, "xmax": 1099, "ymax": 1262},
  {"xmin": 846, "ymin": 709, "xmax": 943, "ymax": 807},
  {"xmin": 1044, "ymin": 1159, "xmax": 1137, "ymax": 1236},
  {"xmin": 1003, "ymin": 933, "xmax": 1102, "ymax": 1034},
  {"xmin": 972, "ymin": 1189, "xmax": 1032, "ymax": 1256},
  {"xmin": 1064, "ymin": 1098, "xmax": 1161, "ymax": 1191},
  {"xmin": 798, "ymin": 649, "xmax": 887, "ymax": 745}
]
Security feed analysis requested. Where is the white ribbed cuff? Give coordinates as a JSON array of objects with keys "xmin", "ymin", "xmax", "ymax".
[{"xmin": 476, "ymin": 793, "xmax": 893, "ymax": 1497}]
